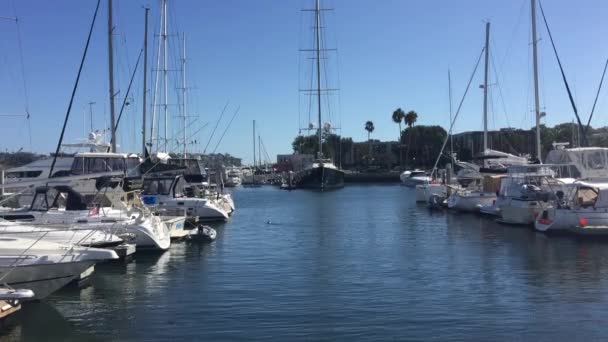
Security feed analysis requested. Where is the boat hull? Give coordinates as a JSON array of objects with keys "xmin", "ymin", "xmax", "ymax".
[
  {"xmin": 294, "ymin": 165, "xmax": 344, "ymax": 190},
  {"xmin": 499, "ymin": 198, "xmax": 543, "ymax": 225},
  {"xmin": 447, "ymin": 191, "xmax": 496, "ymax": 212},
  {"xmin": 535, "ymin": 207, "xmax": 608, "ymax": 233},
  {"xmin": 415, "ymin": 184, "xmax": 446, "ymax": 202},
  {"xmin": 0, "ymin": 261, "xmax": 95, "ymax": 300}
]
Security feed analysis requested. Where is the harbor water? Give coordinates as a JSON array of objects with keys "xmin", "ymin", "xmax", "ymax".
[{"xmin": 4, "ymin": 184, "xmax": 608, "ymax": 341}]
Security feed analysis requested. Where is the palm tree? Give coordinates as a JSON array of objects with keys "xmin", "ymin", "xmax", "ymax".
[
  {"xmin": 365, "ymin": 120, "xmax": 375, "ymax": 161},
  {"xmin": 392, "ymin": 108, "xmax": 405, "ymax": 170},
  {"xmin": 404, "ymin": 110, "xmax": 418, "ymax": 168}
]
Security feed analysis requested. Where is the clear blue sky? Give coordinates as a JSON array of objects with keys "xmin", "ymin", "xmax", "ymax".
[{"xmin": 2, "ymin": 0, "xmax": 608, "ymax": 164}]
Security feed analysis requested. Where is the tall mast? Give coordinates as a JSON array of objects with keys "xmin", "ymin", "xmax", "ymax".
[
  {"xmin": 315, "ymin": 0, "xmax": 322, "ymax": 159},
  {"xmin": 482, "ymin": 21, "xmax": 490, "ymax": 153},
  {"xmin": 448, "ymin": 69, "xmax": 453, "ymax": 160},
  {"xmin": 162, "ymin": 0, "xmax": 168, "ymax": 152},
  {"xmin": 108, "ymin": 0, "xmax": 117, "ymax": 152},
  {"xmin": 258, "ymin": 135, "xmax": 262, "ymax": 168},
  {"xmin": 142, "ymin": 7, "xmax": 149, "ymax": 156},
  {"xmin": 531, "ymin": 0, "xmax": 542, "ymax": 160},
  {"xmin": 150, "ymin": 0, "xmax": 164, "ymax": 151},
  {"xmin": 253, "ymin": 120, "xmax": 256, "ymax": 168},
  {"xmin": 181, "ymin": 33, "xmax": 187, "ymax": 159},
  {"xmin": 162, "ymin": 0, "xmax": 169, "ymax": 152}
]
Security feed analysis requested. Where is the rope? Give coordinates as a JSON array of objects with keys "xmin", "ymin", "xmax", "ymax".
[
  {"xmin": 203, "ymin": 100, "xmax": 230, "ymax": 154},
  {"xmin": 538, "ymin": 0, "xmax": 587, "ymax": 146},
  {"xmin": 111, "ymin": 48, "xmax": 144, "ymax": 148},
  {"xmin": 431, "ymin": 47, "xmax": 486, "ymax": 177},
  {"xmin": 49, "ymin": 0, "xmax": 101, "ymax": 178},
  {"xmin": 584, "ymin": 57, "xmax": 608, "ymax": 135},
  {"xmin": 212, "ymin": 106, "xmax": 241, "ymax": 154}
]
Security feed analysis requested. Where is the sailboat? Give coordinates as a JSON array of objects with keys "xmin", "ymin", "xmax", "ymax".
[
  {"xmin": 293, "ymin": 0, "xmax": 344, "ymax": 190},
  {"xmin": 447, "ymin": 22, "xmax": 529, "ymax": 212}
]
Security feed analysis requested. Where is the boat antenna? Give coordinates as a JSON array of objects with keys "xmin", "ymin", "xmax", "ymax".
[{"xmin": 49, "ymin": 0, "xmax": 101, "ymax": 178}]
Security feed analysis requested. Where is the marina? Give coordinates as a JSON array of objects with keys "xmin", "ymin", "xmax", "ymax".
[
  {"xmin": 4, "ymin": 185, "xmax": 608, "ymax": 340},
  {"xmin": 1, "ymin": 0, "xmax": 608, "ymax": 340}
]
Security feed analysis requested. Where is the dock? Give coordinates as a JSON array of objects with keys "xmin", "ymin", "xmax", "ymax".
[{"xmin": 0, "ymin": 301, "xmax": 20, "ymax": 320}]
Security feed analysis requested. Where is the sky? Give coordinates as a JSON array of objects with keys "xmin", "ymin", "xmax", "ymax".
[{"xmin": 2, "ymin": 0, "xmax": 608, "ymax": 164}]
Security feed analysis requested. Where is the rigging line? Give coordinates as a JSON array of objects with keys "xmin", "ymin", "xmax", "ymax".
[
  {"xmin": 212, "ymin": 105, "xmax": 241, "ymax": 154},
  {"xmin": 489, "ymin": 41, "xmax": 512, "ymax": 128},
  {"xmin": 430, "ymin": 47, "xmax": 485, "ymax": 177},
  {"xmin": 10, "ymin": 4, "xmax": 32, "ymax": 150},
  {"xmin": 538, "ymin": 0, "xmax": 587, "ymax": 146},
  {"xmin": 203, "ymin": 100, "xmax": 230, "ymax": 154},
  {"xmin": 499, "ymin": 0, "xmax": 527, "ymax": 70},
  {"xmin": 111, "ymin": 48, "xmax": 143, "ymax": 148},
  {"xmin": 585, "ymin": 57, "xmax": 608, "ymax": 135},
  {"xmin": 49, "ymin": 0, "xmax": 101, "ymax": 178}
]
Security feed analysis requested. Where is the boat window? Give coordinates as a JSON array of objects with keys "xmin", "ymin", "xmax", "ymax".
[
  {"xmin": 157, "ymin": 179, "xmax": 173, "ymax": 195},
  {"xmin": 126, "ymin": 158, "xmax": 141, "ymax": 177},
  {"xmin": 87, "ymin": 158, "xmax": 110, "ymax": 173},
  {"xmin": 70, "ymin": 157, "xmax": 83, "ymax": 174},
  {"xmin": 5, "ymin": 172, "xmax": 23, "ymax": 179},
  {"xmin": 143, "ymin": 180, "xmax": 159, "ymax": 194},
  {"xmin": 174, "ymin": 178, "xmax": 186, "ymax": 198},
  {"xmin": 575, "ymin": 187, "xmax": 599, "ymax": 208},
  {"xmin": 585, "ymin": 151, "xmax": 606, "ymax": 170},
  {"xmin": 31, "ymin": 188, "xmax": 59, "ymax": 211},
  {"xmin": 109, "ymin": 158, "xmax": 125, "ymax": 172}
]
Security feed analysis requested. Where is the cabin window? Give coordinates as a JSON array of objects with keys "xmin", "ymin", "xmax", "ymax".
[
  {"xmin": 5, "ymin": 172, "xmax": 23, "ymax": 178},
  {"xmin": 585, "ymin": 151, "xmax": 606, "ymax": 170},
  {"xmin": 109, "ymin": 158, "xmax": 125, "ymax": 172},
  {"xmin": 89, "ymin": 158, "xmax": 111, "ymax": 173},
  {"xmin": 71, "ymin": 157, "xmax": 86, "ymax": 174},
  {"xmin": 143, "ymin": 180, "xmax": 159, "ymax": 194},
  {"xmin": 31, "ymin": 188, "xmax": 59, "ymax": 211},
  {"xmin": 575, "ymin": 187, "xmax": 599, "ymax": 208},
  {"xmin": 126, "ymin": 158, "xmax": 141, "ymax": 177},
  {"xmin": 157, "ymin": 179, "xmax": 173, "ymax": 195}
]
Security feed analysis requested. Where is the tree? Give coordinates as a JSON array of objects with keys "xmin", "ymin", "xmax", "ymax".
[
  {"xmin": 365, "ymin": 121, "xmax": 375, "ymax": 160},
  {"xmin": 404, "ymin": 110, "xmax": 418, "ymax": 168},
  {"xmin": 392, "ymin": 108, "xmax": 405, "ymax": 170}
]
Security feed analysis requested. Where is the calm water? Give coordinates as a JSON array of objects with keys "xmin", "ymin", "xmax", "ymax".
[{"xmin": 4, "ymin": 185, "xmax": 608, "ymax": 341}]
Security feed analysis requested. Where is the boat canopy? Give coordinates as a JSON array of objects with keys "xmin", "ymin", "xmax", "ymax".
[{"xmin": 545, "ymin": 147, "xmax": 608, "ymax": 180}]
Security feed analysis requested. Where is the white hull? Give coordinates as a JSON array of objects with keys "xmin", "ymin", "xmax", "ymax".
[
  {"xmin": 415, "ymin": 184, "xmax": 446, "ymax": 202},
  {"xmin": 535, "ymin": 207, "xmax": 608, "ymax": 232},
  {"xmin": 499, "ymin": 198, "xmax": 543, "ymax": 225},
  {"xmin": 447, "ymin": 191, "xmax": 496, "ymax": 212},
  {"xmin": 0, "ymin": 261, "xmax": 95, "ymax": 300}
]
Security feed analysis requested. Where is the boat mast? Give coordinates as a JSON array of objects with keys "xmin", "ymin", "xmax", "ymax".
[
  {"xmin": 150, "ymin": 0, "xmax": 164, "ymax": 152},
  {"xmin": 448, "ymin": 69, "xmax": 453, "ymax": 161},
  {"xmin": 531, "ymin": 0, "xmax": 542, "ymax": 160},
  {"xmin": 482, "ymin": 22, "xmax": 490, "ymax": 153},
  {"xmin": 162, "ymin": 0, "xmax": 168, "ymax": 152},
  {"xmin": 142, "ymin": 6, "xmax": 149, "ymax": 156},
  {"xmin": 181, "ymin": 33, "xmax": 187, "ymax": 159},
  {"xmin": 108, "ymin": 0, "xmax": 117, "ymax": 152},
  {"xmin": 315, "ymin": 0, "xmax": 322, "ymax": 159},
  {"xmin": 253, "ymin": 120, "xmax": 256, "ymax": 168}
]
